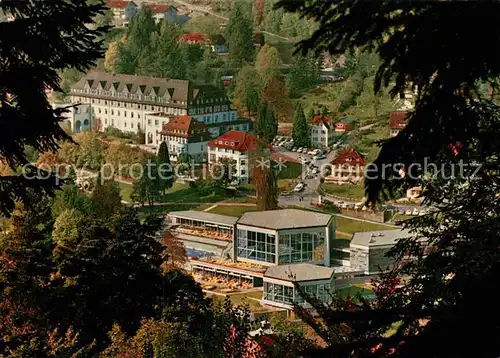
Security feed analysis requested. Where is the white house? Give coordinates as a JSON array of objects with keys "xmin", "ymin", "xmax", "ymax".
[
  {"xmin": 310, "ymin": 115, "xmax": 336, "ymax": 148},
  {"xmin": 160, "ymin": 115, "xmax": 211, "ymax": 163},
  {"xmin": 207, "ymin": 130, "xmax": 264, "ymax": 185}
]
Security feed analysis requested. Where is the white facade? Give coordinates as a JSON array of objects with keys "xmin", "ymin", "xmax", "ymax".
[
  {"xmin": 208, "ymin": 147, "xmax": 249, "ymax": 184},
  {"xmin": 145, "ymin": 113, "xmax": 174, "ymax": 146},
  {"xmin": 165, "ymin": 135, "xmax": 208, "ymax": 163},
  {"xmin": 69, "ymin": 104, "xmax": 92, "ymax": 133},
  {"xmin": 311, "ymin": 122, "xmax": 335, "ymax": 148},
  {"xmin": 70, "ymin": 94, "xmax": 188, "ymax": 134}
]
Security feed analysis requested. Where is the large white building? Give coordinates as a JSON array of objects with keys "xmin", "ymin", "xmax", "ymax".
[
  {"xmin": 69, "ymin": 72, "xmax": 250, "ymax": 144},
  {"xmin": 207, "ymin": 130, "xmax": 266, "ymax": 185}
]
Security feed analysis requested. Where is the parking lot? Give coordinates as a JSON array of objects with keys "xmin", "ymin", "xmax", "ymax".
[{"xmin": 272, "ymin": 136, "xmax": 341, "ymax": 200}]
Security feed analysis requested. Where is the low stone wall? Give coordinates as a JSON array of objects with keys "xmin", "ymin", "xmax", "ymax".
[{"xmin": 338, "ymin": 208, "xmax": 391, "ymax": 223}]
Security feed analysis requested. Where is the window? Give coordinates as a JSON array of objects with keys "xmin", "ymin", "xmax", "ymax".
[
  {"xmin": 98, "ymin": 108, "xmax": 101, "ymax": 114},
  {"xmin": 124, "ymin": 122, "xmax": 127, "ymax": 128},
  {"xmin": 240, "ymin": 160, "xmax": 246, "ymax": 166},
  {"xmin": 278, "ymin": 231, "xmax": 324, "ymax": 264},
  {"xmin": 117, "ymin": 110, "xmax": 120, "ymax": 116},
  {"xmin": 237, "ymin": 229, "xmax": 276, "ymax": 264},
  {"xmin": 105, "ymin": 109, "xmax": 108, "ymax": 114},
  {"xmin": 155, "ymin": 120, "xmax": 158, "ymax": 126},
  {"xmin": 131, "ymin": 112, "xmax": 134, "ymax": 118},
  {"xmin": 241, "ymin": 169, "xmax": 246, "ymax": 175},
  {"xmin": 124, "ymin": 111, "xmax": 127, "ymax": 117},
  {"xmin": 148, "ymin": 119, "xmax": 152, "ymax": 125}
]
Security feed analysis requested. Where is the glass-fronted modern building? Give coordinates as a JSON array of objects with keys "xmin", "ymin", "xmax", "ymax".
[
  {"xmin": 235, "ymin": 209, "xmax": 335, "ymax": 267},
  {"xmin": 262, "ymin": 263, "xmax": 335, "ymax": 310}
]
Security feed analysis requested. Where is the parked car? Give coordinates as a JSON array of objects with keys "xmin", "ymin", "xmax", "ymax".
[
  {"xmin": 307, "ymin": 149, "xmax": 316, "ymax": 155},
  {"xmin": 312, "ymin": 167, "xmax": 318, "ymax": 174},
  {"xmin": 292, "ymin": 147, "xmax": 298, "ymax": 152},
  {"xmin": 293, "ymin": 183, "xmax": 305, "ymax": 192},
  {"xmin": 322, "ymin": 199, "xmax": 333, "ymax": 205},
  {"xmin": 297, "ymin": 147, "xmax": 304, "ymax": 153},
  {"xmin": 280, "ymin": 191, "xmax": 292, "ymax": 197},
  {"xmin": 315, "ymin": 154, "xmax": 326, "ymax": 160}
]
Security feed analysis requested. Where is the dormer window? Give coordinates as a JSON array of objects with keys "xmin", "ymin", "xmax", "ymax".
[
  {"xmin": 230, "ymin": 142, "xmax": 234, "ymax": 146},
  {"xmin": 224, "ymin": 141, "xmax": 229, "ymax": 145}
]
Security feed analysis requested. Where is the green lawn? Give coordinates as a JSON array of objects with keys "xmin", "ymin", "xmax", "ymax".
[
  {"xmin": 208, "ymin": 205, "xmax": 260, "ymax": 217},
  {"xmin": 336, "ymin": 216, "xmax": 395, "ymax": 234},
  {"xmin": 276, "ymin": 161, "xmax": 303, "ymax": 180},
  {"xmin": 321, "ymin": 183, "xmax": 366, "ymax": 200},
  {"xmin": 119, "ymin": 181, "xmax": 187, "ymax": 203},
  {"xmin": 264, "ymin": 34, "xmax": 295, "ymax": 64},
  {"xmin": 118, "ymin": 182, "xmax": 134, "ymax": 202},
  {"xmin": 137, "ymin": 204, "xmax": 204, "ymax": 217},
  {"xmin": 209, "ymin": 291, "xmax": 264, "ymax": 312}
]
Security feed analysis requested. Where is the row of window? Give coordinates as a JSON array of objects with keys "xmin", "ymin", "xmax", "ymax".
[
  {"xmin": 209, "ymin": 147, "xmax": 246, "ymax": 156},
  {"xmin": 74, "ymin": 96, "xmax": 187, "ymax": 115},
  {"xmin": 312, "ymin": 129, "xmax": 327, "ymax": 134},
  {"xmin": 263, "ymin": 282, "xmax": 333, "ymax": 306}
]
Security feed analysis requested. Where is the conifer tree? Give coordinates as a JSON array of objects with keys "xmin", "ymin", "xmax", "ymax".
[
  {"xmin": 292, "ymin": 103, "xmax": 310, "ymax": 148},
  {"xmin": 156, "ymin": 141, "xmax": 173, "ymax": 194},
  {"xmin": 227, "ymin": 0, "xmax": 255, "ymax": 67},
  {"xmin": 0, "ymin": 0, "xmax": 107, "ymax": 216}
]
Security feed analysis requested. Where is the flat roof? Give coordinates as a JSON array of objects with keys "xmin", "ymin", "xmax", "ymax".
[
  {"xmin": 351, "ymin": 229, "xmax": 412, "ymax": 247},
  {"xmin": 264, "ymin": 263, "xmax": 334, "ymax": 282},
  {"xmin": 169, "ymin": 210, "xmax": 238, "ymax": 226},
  {"xmin": 237, "ymin": 209, "xmax": 332, "ymax": 230}
]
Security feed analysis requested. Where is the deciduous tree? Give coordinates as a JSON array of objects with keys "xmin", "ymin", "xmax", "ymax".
[
  {"xmin": 234, "ymin": 66, "xmax": 262, "ymax": 116},
  {"xmin": 161, "ymin": 232, "xmax": 187, "ymax": 272},
  {"xmin": 90, "ymin": 179, "xmax": 122, "ymax": 217},
  {"xmin": 104, "ymin": 40, "xmax": 120, "ymax": 73},
  {"xmin": 255, "ymin": 44, "xmax": 281, "ymax": 83},
  {"xmin": 261, "ymin": 73, "xmax": 291, "ymax": 122}
]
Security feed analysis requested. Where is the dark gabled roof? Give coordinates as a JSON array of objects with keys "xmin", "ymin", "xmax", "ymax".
[
  {"xmin": 71, "ymin": 72, "xmax": 190, "ymax": 101},
  {"xmin": 331, "ymin": 149, "xmax": 367, "ymax": 166},
  {"xmin": 390, "ymin": 112, "xmax": 408, "ymax": 130}
]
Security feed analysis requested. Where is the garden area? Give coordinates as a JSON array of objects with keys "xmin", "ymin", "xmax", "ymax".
[
  {"xmin": 206, "ymin": 205, "xmax": 260, "ymax": 217},
  {"xmin": 336, "ymin": 215, "xmax": 396, "ymax": 234},
  {"xmin": 320, "ymin": 182, "xmax": 366, "ymax": 200}
]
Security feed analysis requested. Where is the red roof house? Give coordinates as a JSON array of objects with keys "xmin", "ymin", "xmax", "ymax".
[
  {"xmin": 327, "ymin": 149, "xmax": 366, "ymax": 184},
  {"xmin": 312, "ymin": 115, "xmax": 333, "ymax": 127},
  {"xmin": 147, "ymin": 4, "xmax": 170, "ymax": 13},
  {"xmin": 390, "ymin": 112, "xmax": 408, "ymax": 137},
  {"xmin": 107, "ymin": 0, "xmax": 135, "ymax": 9},
  {"xmin": 179, "ymin": 33, "xmax": 207, "ymax": 45},
  {"xmin": 208, "ymin": 130, "xmax": 268, "ymax": 152},
  {"xmin": 331, "ymin": 149, "xmax": 367, "ymax": 166}
]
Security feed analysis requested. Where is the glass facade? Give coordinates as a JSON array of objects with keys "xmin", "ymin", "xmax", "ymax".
[
  {"xmin": 278, "ymin": 232, "xmax": 325, "ymax": 264},
  {"xmin": 237, "ymin": 229, "xmax": 276, "ymax": 264},
  {"xmin": 263, "ymin": 281, "xmax": 333, "ymax": 306}
]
